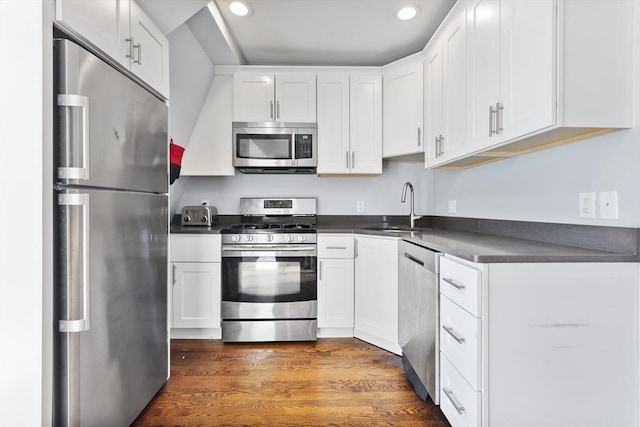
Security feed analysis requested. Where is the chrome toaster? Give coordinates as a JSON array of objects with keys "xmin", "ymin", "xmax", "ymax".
[{"xmin": 181, "ymin": 205, "xmax": 218, "ymax": 226}]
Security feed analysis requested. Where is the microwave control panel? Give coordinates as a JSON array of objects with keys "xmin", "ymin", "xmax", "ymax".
[{"xmin": 295, "ymin": 134, "xmax": 313, "ymax": 159}]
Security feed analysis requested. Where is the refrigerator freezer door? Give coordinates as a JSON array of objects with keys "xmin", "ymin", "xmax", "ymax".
[
  {"xmin": 54, "ymin": 39, "xmax": 168, "ymax": 194},
  {"xmin": 57, "ymin": 188, "xmax": 168, "ymax": 426}
]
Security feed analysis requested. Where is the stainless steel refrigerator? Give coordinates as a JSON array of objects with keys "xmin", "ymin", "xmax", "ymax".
[{"xmin": 54, "ymin": 38, "xmax": 169, "ymax": 426}]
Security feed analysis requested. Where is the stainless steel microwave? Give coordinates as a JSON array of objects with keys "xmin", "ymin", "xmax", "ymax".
[{"xmin": 232, "ymin": 122, "xmax": 317, "ymax": 174}]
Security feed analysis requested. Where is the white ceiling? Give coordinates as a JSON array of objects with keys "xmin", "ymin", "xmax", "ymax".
[{"xmin": 139, "ymin": 0, "xmax": 456, "ymax": 67}]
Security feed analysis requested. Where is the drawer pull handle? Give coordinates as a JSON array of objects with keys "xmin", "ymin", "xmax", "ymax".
[
  {"xmin": 442, "ymin": 277, "xmax": 465, "ymax": 291},
  {"xmin": 404, "ymin": 252, "xmax": 425, "ymax": 266},
  {"xmin": 326, "ymin": 246, "xmax": 347, "ymax": 250},
  {"xmin": 443, "ymin": 388, "xmax": 466, "ymax": 415},
  {"xmin": 442, "ymin": 325, "xmax": 466, "ymax": 344}
]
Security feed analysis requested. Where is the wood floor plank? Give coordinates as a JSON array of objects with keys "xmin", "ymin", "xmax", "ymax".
[{"xmin": 133, "ymin": 338, "xmax": 451, "ymax": 426}]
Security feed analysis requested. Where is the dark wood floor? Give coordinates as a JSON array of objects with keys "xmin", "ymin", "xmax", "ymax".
[{"xmin": 133, "ymin": 338, "xmax": 450, "ymax": 426}]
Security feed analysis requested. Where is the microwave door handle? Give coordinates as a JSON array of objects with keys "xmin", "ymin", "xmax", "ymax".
[{"xmin": 291, "ymin": 131, "xmax": 296, "ymax": 166}]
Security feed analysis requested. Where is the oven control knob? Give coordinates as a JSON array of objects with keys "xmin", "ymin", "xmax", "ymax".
[
  {"xmin": 200, "ymin": 216, "xmax": 208, "ymax": 223},
  {"xmin": 297, "ymin": 235, "xmax": 306, "ymax": 242},
  {"xmin": 231, "ymin": 234, "xmax": 240, "ymax": 242},
  {"xmin": 267, "ymin": 234, "xmax": 273, "ymax": 242},
  {"xmin": 183, "ymin": 215, "xmax": 191, "ymax": 223},
  {"xmin": 285, "ymin": 235, "xmax": 292, "ymax": 243},
  {"xmin": 244, "ymin": 235, "xmax": 253, "ymax": 242}
]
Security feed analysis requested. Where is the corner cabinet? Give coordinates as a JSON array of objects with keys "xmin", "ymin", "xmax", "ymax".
[
  {"xmin": 316, "ymin": 73, "xmax": 382, "ymax": 175},
  {"xmin": 353, "ymin": 235, "xmax": 400, "ymax": 354},
  {"xmin": 382, "ymin": 53, "xmax": 424, "ymax": 158},
  {"xmin": 55, "ymin": 0, "xmax": 170, "ymax": 98},
  {"xmin": 181, "ymin": 75, "xmax": 235, "ymax": 176},
  {"xmin": 169, "ymin": 234, "xmax": 222, "ymax": 339},
  {"xmin": 233, "ymin": 72, "xmax": 316, "ymax": 123},
  {"xmin": 439, "ymin": 254, "xmax": 638, "ymax": 427},
  {"xmin": 425, "ymin": 0, "xmax": 634, "ymax": 169},
  {"xmin": 317, "ymin": 234, "xmax": 355, "ymax": 337}
]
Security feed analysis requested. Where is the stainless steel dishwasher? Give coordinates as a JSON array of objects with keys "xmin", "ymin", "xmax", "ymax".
[{"xmin": 398, "ymin": 240, "xmax": 440, "ymax": 403}]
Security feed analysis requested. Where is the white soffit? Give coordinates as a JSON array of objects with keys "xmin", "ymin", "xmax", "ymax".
[{"xmin": 136, "ymin": 0, "xmax": 210, "ymax": 35}]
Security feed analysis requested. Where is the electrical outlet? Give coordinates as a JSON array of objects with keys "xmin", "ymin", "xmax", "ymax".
[
  {"xmin": 447, "ymin": 200, "xmax": 457, "ymax": 214},
  {"xmin": 201, "ymin": 200, "xmax": 209, "ymax": 206},
  {"xmin": 578, "ymin": 192, "xmax": 595, "ymax": 219},
  {"xmin": 599, "ymin": 191, "xmax": 618, "ymax": 219},
  {"xmin": 356, "ymin": 201, "xmax": 365, "ymax": 213}
]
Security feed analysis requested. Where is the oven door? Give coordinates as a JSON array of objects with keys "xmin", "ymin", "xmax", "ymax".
[
  {"xmin": 221, "ymin": 245, "xmax": 317, "ymax": 304},
  {"xmin": 232, "ymin": 127, "xmax": 295, "ymax": 168}
]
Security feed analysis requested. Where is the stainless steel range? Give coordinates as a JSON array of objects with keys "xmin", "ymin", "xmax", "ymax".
[{"xmin": 221, "ymin": 197, "xmax": 317, "ymax": 342}]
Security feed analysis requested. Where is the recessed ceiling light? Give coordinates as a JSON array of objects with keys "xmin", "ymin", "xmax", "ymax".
[
  {"xmin": 229, "ymin": 1, "xmax": 250, "ymax": 16},
  {"xmin": 396, "ymin": 6, "xmax": 420, "ymax": 21}
]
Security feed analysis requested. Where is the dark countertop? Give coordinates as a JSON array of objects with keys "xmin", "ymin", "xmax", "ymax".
[
  {"xmin": 171, "ymin": 215, "xmax": 639, "ymax": 263},
  {"xmin": 319, "ymin": 226, "xmax": 635, "ymax": 263}
]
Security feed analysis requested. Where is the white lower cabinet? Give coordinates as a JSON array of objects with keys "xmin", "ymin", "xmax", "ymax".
[
  {"xmin": 439, "ymin": 254, "xmax": 639, "ymax": 427},
  {"xmin": 317, "ymin": 234, "xmax": 355, "ymax": 337},
  {"xmin": 169, "ymin": 234, "xmax": 222, "ymax": 338},
  {"xmin": 353, "ymin": 235, "xmax": 400, "ymax": 354},
  {"xmin": 171, "ymin": 262, "xmax": 221, "ymax": 329}
]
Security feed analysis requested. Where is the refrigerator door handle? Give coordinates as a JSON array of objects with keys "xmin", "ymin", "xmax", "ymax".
[
  {"xmin": 58, "ymin": 193, "xmax": 91, "ymax": 333},
  {"xmin": 57, "ymin": 94, "xmax": 90, "ymax": 180}
]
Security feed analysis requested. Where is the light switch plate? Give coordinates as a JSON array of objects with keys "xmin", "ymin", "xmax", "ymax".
[
  {"xmin": 356, "ymin": 201, "xmax": 365, "ymax": 213},
  {"xmin": 599, "ymin": 191, "xmax": 618, "ymax": 219},
  {"xmin": 447, "ymin": 200, "xmax": 457, "ymax": 214}
]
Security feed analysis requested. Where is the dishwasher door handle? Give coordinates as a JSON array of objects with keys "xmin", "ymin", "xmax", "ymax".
[{"xmin": 404, "ymin": 252, "xmax": 424, "ymax": 267}]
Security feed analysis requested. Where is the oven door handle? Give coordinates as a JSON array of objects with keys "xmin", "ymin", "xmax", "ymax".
[{"xmin": 222, "ymin": 246, "xmax": 317, "ymax": 258}]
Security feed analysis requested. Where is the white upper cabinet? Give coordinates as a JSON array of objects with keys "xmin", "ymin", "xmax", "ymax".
[
  {"xmin": 233, "ymin": 72, "xmax": 316, "ymax": 123},
  {"xmin": 129, "ymin": 1, "xmax": 170, "ymax": 97},
  {"xmin": 349, "ymin": 75, "xmax": 383, "ymax": 174},
  {"xmin": 317, "ymin": 73, "xmax": 382, "ymax": 175},
  {"xmin": 317, "ymin": 74, "xmax": 351, "ymax": 174},
  {"xmin": 467, "ymin": 0, "xmax": 555, "ymax": 151},
  {"xmin": 55, "ymin": 0, "xmax": 130, "ymax": 67},
  {"xmin": 426, "ymin": 0, "xmax": 634, "ymax": 169},
  {"xmin": 425, "ymin": 4, "xmax": 468, "ymax": 168},
  {"xmin": 55, "ymin": 0, "xmax": 170, "ymax": 98},
  {"xmin": 382, "ymin": 54, "xmax": 424, "ymax": 158}
]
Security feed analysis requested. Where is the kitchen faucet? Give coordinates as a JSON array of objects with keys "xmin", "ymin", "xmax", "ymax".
[{"xmin": 401, "ymin": 182, "xmax": 422, "ymax": 228}]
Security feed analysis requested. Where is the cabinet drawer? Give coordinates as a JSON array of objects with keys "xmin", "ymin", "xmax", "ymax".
[
  {"xmin": 170, "ymin": 234, "xmax": 221, "ymax": 262},
  {"xmin": 318, "ymin": 235, "xmax": 354, "ymax": 258},
  {"xmin": 440, "ymin": 256, "xmax": 481, "ymax": 316},
  {"xmin": 440, "ymin": 295, "xmax": 481, "ymax": 390},
  {"xmin": 440, "ymin": 355, "xmax": 481, "ymax": 427}
]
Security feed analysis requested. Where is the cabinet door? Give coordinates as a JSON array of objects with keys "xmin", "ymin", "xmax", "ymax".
[
  {"xmin": 349, "ymin": 75, "xmax": 382, "ymax": 174},
  {"xmin": 129, "ymin": 1, "xmax": 170, "ymax": 98},
  {"xmin": 466, "ymin": 0, "xmax": 500, "ymax": 150},
  {"xmin": 275, "ymin": 73, "xmax": 316, "ymax": 122},
  {"xmin": 317, "ymin": 258, "xmax": 354, "ymax": 329},
  {"xmin": 55, "ymin": 0, "xmax": 130, "ymax": 69},
  {"xmin": 382, "ymin": 56, "xmax": 424, "ymax": 157},
  {"xmin": 424, "ymin": 40, "xmax": 444, "ymax": 167},
  {"xmin": 182, "ymin": 75, "xmax": 235, "ymax": 176},
  {"xmin": 317, "ymin": 74, "xmax": 350, "ymax": 174},
  {"xmin": 498, "ymin": 0, "xmax": 555, "ymax": 142},
  {"xmin": 233, "ymin": 72, "xmax": 275, "ymax": 122},
  {"xmin": 354, "ymin": 235, "xmax": 400, "ymax": 354},
  {"xmin": 171, "ymin": 262, "xmax": 221, "ymax": 329},
  {"xmin": 441, "ymin": 7, "xmax": 468, "ymax": 160}
]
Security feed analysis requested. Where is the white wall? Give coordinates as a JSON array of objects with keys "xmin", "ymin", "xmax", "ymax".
[
  {"xmin": 431, "ymin": 4, "xmax": 640, "ymax": 228},
  {"xmin": 177, "ymin": 161, "xmax": 433, "ymax": 215},
  {"xmin": 0, "ymin": 1, "xmax": 48, "ymax": 425},
  {"xmin": 168, "ymin": 23, "xmax": 215, "ymax": 214}
]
